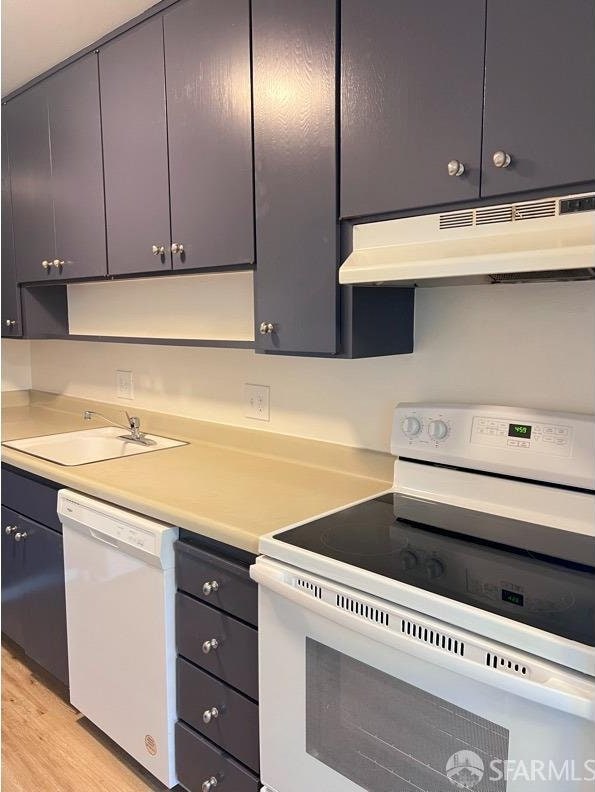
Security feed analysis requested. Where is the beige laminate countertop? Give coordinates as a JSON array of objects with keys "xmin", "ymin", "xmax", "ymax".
[{"xmin": 1, "ymin": 391, "xmax": 393, "ymax": 554}]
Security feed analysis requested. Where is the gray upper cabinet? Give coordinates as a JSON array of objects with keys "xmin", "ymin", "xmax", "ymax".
[
  {"xmin": 252, "ymin": 0, "xmax": 339, "ymax": 354},
  {"xmin": 5, "ymin": 84, "xmax": 55, "ymax": 284},
  {"xmin": 1, "ymin": 128, "xmax": 22, "ymax": 336},
  {"xmin": 340, "ymin": 0, "xmax": 486, "ymax": 219},
  {"xmin": 163, "ymin": 0, "xmax": 254, "ymax": 271},
  {"xmin": 6, "ymin": 54, "xmax": 106, "ymax": 283},
  {"xmin": 100, "ymin": 18, "xmax": 172, "ymax": 276},
  {"xmin": 46, "ymin": 54, "xmax": 106, "ymax": 279},
  {"xmin": 481, "ymin": 0, "xmax": 595, "ymax": 197}
]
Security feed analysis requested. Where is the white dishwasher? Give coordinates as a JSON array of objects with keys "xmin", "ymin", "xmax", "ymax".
[{"xmin": 58, "ymin": 489, "xmax": 178, "ymax": 788}]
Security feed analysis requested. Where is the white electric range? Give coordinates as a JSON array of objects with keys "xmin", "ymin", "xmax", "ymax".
[{"xmin": 251, "ymin": 404, "xmax": 595, "ymax": 792}]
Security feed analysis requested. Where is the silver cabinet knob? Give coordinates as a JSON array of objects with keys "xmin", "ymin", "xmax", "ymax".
[
  {"xmin": 14, "ymin": 531, "xmax": 28, "ymax": 542},
  {"xmin": 151, "ymin": 244, "xmax": 165, "ymax": 256},
  {"xmin": 202, "ymin": 777, "xmax": 218, "ymax": 792},
  {"xmin": 202, "ymin": 706, "xmax": 220, "ymax": 724},
  {"xmin": 5, "ymin": 525, "xmax": 18, "ymax": 535},
  {"xmin": 53, "ymin": 259, "xmax": 65, "ymax": 269},
  {"xmin": 259, "ymin": 321, "xmax": 275, "ymax": 335},
  {"xmin": 492, "ymin": 150, "xmax": 512, "ymax": 169},
  {"xmin": 5, "ymin": 319, "xmax": 16, "ymax": 327},
  {"xmin": 41, "ymin": 260, "xmax": 51, "ymax": 270},
  {"xmin": 202, "ymin": 638, "xmax": 219, "ymax": 654},
  {"xmin": 171, "ymin": 242, "xmax": 184, "ymax": 254},
  {"xmin": 447, "ymin": 159, "xmax": 465, "ymax": 177},
  {"xmin": 202, "ymin": 580, "xmax": 219, "ymax": 596}
]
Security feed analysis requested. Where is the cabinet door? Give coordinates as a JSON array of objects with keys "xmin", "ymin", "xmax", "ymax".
[
  {"xmin": 1, "ymin": 508, "xmax": 27, "ymax": 647},
  {"xmin": 1, "ymin": 129, "xmax": 22, "ymax": 336},
  {"xmin": 19, "ymin": 516, "xmax": 69, "ymax": 685},
  {"xmin": 252, "ymin": 0, "xmax": 339, "ymax": 354},
  {"xmin": 47, "ymin": 53, "xmax": 107, "ymax": 279},
  {"xmin": 164, "ymin": 0, "xmax": 254, "ymax": 271},
  {"xmin": 100, "ymin": 17, "xmax": 172, "ymax": 276},
  {"xmin": 341, "ymin": 0, "xmax": 486, "ymax": 218},
  {"xmin": 5, "ymin": 84, "xmax": 55, "ymax": 284},
  {"xmin": 482, "ymin": 0, "xmax": 595, "ymax": 197}
]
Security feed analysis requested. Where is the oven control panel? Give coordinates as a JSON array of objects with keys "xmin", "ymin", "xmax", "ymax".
[{"xmin": 391, "ymin": 403, "xmax": 595, "ymax": 489}]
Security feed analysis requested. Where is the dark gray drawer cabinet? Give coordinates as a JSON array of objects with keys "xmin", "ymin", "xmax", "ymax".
[
  {"xmin": 176, "ymin": 592, "xmax": 258, "ymax": 701},
  {"xmin": 175, "ymin": 537, "xmax": 259, "ymax": 791},
  {"xmin": 6, "ymin": 53, "xmax": 106, "ymax": 284},
  {"xmin": 1, "ymin": 504, "xmax": 68, "ymax": 686},
  {"xmin": 177, "ymin": 657, "xmax": 259, "ymax": 772},
  {"xmin": 176, "ymin": 721, "xmax": 259, "ymax": 792},
  {"xmin": 175, "ymin": 540, "xmax": 258, "ymax": 626},
  {"xmin": 2, "ymin": 466, "xmax": 61, "ymax": 532}
]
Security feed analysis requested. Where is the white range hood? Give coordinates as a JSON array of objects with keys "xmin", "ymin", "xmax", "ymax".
[{"xmin": 339, "ymin": 192, "xmax": 595, "ymax": 286}]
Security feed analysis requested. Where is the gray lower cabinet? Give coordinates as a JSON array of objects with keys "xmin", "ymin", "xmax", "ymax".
[
  {"xmin": 163, "ymin": 0, "xmax": 254, "ymax": 272},
  {"xmin": 1, "ymin": 501, "xmax": 68, "ymax": 686},
  {"xmin": 175, "ymin": 536, "xmax": 259, "ymax": 791},
  {"xmin": 100, "ymin": 17, "xmax": 173, "ymax": 277},
  {"xmin": 341, "ymin": 0, "xmax": 486, "ymax": 219},
  {"xmin": 6, "ymin": 53, "xmax": 106, "ymax": 283},
  {"xmin": 1, "ymin": 127, "xmax": 21, "ymax": 336},
  {"xmin": 481, "ymin": 0, "xmax": 595, "ymax": 197}
]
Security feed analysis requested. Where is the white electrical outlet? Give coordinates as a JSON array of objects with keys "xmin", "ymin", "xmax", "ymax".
[
  {"xmin": 116, "ymin": 370, "xmax": 134, "ymax": 400},
  {"xmin": 244, "ymin": 383, "xmax": 270, "ymax": 421}
]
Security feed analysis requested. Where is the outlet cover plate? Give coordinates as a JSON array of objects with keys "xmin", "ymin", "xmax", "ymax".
[
  {"xmin": 116, "ymin": 370, "xmax": 134, "ymax": 400},
  {"xmin": 244, "ymin": 383, "xmax": 270, "ymax": 421}
]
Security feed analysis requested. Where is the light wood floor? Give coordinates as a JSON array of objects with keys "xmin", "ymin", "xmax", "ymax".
[{"xmin": 2, "ymin": 640, "xmax": 181, "ymax": 792}]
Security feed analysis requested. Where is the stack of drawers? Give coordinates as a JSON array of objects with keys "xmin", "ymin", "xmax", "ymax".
[{"xmin": 174, "ymin": 537, "xmax": 260, "ymax": 792}]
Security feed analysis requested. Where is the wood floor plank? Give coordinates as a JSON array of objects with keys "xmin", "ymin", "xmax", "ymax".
[{"xmin": 1, "ymin": 640, "xmax": 181, "ymax": 792}]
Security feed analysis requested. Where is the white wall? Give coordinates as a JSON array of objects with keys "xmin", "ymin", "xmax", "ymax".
[
  {"xmin": 1, "ymin": 340, "xmax": 32, "ymax": 392},
  {"xmin": 29, "ymin": 282, "xmax": 595, "ymax": 451}
]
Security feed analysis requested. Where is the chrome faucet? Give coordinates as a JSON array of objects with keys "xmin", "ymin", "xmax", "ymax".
[{"xmin": 83, "ymin": 410, "xmax": 155, "ymax": 446}]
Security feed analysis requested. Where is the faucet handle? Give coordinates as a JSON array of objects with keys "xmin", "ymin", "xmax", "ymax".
[{"xmin": 124, "ymin": 410, "xmax": 139, "ymax": 429}]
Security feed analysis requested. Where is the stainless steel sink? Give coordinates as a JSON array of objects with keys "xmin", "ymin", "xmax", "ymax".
[{"xmin": 2, "ymin": 426, "xmax": 187, "ymax": 466}]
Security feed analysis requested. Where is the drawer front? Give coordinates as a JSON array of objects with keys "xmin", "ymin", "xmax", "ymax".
[
  {"xmin": 1, "ymin": 467, "xmax": 61, "ymax": 532},
  {"xmin": 176, "ymin": 720, "xmax": 260, "ymax": 792},
  {"xmin": 176, "ymin": 592, "xmax": 258, "ymax": 700},
  {"xmin": 175, "ymin": 540, "xmax": 257, "ymax": 626},
  {"xmin": 177, "ymin": 657, "xmax": 259, "ymax": 772}
]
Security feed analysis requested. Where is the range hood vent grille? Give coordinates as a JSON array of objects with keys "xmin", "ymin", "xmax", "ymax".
[
  {"xmin": 441, "ymin": 198, "xmax": 558, "ymax": 230},
  {"xmin": 490, "ymin": 268, "xmax": 595, "ymax": 283}
]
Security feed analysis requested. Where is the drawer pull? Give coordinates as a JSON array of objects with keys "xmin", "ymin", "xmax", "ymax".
[
  {"xmin": 202, "ymin": 580, "xmax": 220, "ymax": 596},
  {"xmin": 202, "ymin": 638, "xmax": 219, "ymax": 654},
  {"xmin": 14, "ymin": 531, "xmax": 28, "ymax": 542},
  {"xmin": 202, "ymin": 777, "xmax": 218, "ymax": 792},
  {"xmin": 202, "ymin": 706, "xmax": 220, "ymax": 724},
  {"xmin": 5, "ymin": 525, "xmax": 18, "ymax": 536}
]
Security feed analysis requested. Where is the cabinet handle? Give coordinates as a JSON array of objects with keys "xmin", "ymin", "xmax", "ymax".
[
  {"xmin": 492, "ymin": 150, "xmax": 512, "ymax": 169},
  {"xmin": 447, "ymin": 159, "xmax": 465, "ymax": 177},
  {"xmin": 202, "ymin": 777, "xmax": 218, "ymax": 792},
  {"xmin": 259, "ymin": 321, "xmax": 275, "ymax": 335},
  {"xmin": 171, "ymin": 242, "xmax": 184, "ymax": 254},
  {"xmin": 5, "ymin": 319, "xmax": 16, "ymax": 328},
  {"xmin": 202, "ymin": 580, "xmax": 219, "ymax": 596},
  {"xmin": 202, "ymin": 638, "xmax": 219, "ymax": 654},
  {"xmin": 5, "ymin": 525, "xmax": 18, "ymax": 535},
  {"xmin": 41, "ymin": 260, "xmax": 51, "ymax": 270},
  {"xmin": 151, "ymin": 244, "xmax": 165, "ymax": 256},
  {"xmin": 53, "ymin": 259, "xmax": 65, "ymax": 269},
  {"xmin": 14, "ymin": 531, "xmax": 28, "ymax": 542},
  {"xmin": 202, "ymin": 706, "xmax": 220, "ymax": 724}
]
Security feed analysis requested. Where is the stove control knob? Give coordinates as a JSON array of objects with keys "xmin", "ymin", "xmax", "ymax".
[
  {"xmin": 425, "ymin": 558, "xmax": 445, "ymax": 579},
  {"xmin": 428, "ymin": 419, "xmax": 448, "ymax": 441},
  {"xmin": 400, "ymin": 550, "xmax": 419, "ymax": 571},
  {"xmin": 402, "ymin": 416, "xmax": 422, "ymax": 437}
]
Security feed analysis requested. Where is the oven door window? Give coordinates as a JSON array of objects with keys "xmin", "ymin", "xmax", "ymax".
[{"xmin": 306, "ymin": 638, "xmax": 509, "ymax": 791}]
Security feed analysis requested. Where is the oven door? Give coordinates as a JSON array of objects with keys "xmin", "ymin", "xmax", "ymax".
[{"xmin": 252, "ymin": 558, "xmax": 595, "ymax": 792}]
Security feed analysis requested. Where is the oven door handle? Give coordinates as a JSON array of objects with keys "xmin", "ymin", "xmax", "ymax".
[{"xmin": 251, "ymin": 559, "xmax": 595, "ymax": 722}]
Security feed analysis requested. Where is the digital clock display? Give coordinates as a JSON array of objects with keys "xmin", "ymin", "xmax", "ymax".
[
  {"xmin": 502, "ymin": 589, "xmax": 524, "ymax": 607},
  {"xmin": 508, "ymin": 423, "xmax": 532, "ymax": 439}
]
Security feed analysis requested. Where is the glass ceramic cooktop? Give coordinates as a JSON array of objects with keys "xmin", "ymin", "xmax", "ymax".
[{"xmin": 276, "ymin": 494, "xmax": 595, "ymax": 645}]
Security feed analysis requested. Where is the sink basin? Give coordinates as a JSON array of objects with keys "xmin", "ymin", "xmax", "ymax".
[{"xmin": 2, "ymin": 426, "xmax": 187, "ymax": 466}]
